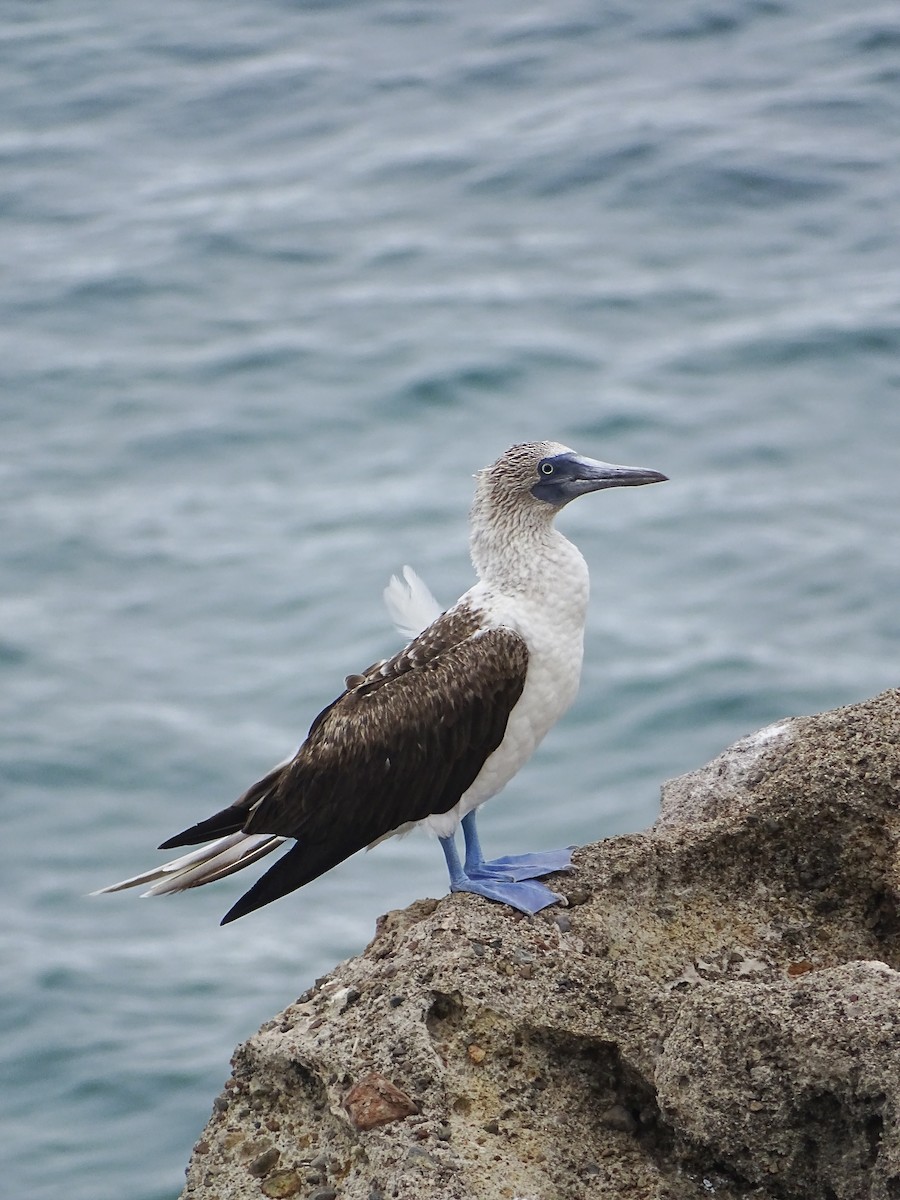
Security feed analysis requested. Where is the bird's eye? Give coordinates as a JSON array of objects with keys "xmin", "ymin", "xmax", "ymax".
[{"xmin": 540, "ymin": 462, "xmax": 554, "ymax": 476}]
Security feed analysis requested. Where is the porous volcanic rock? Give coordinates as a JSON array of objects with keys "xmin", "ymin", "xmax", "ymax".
[{"xmin": 180, "ymin": 689, "xmax": 900, "ymax": 1200}]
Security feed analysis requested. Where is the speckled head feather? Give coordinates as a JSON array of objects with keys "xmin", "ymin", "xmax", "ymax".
[
  {"xmin": 473, "ymin": 441, "xmax": 571, "ymax": 509},
  {"xmin": 469, "ymin": 442, "xmax": 571, "ymax": 579}
]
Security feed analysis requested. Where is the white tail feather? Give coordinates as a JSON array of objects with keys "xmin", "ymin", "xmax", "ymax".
[
  {"xmin": 91, "ymin": 831, "xmax": 287, "ymax": 898},
  {"xmin": 383, "ymin": 565, "xmax": 442, "ymax": 640}
]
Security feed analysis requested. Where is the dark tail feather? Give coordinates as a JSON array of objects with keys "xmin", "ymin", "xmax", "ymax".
[
  {"xmin": 159, "ymin": 803, "xmax": 247, "ymax": 849},
  {"xmin": 158, "ymin": 764, "xmax": 287, "ymax": 850},
  {"xmin": 219, "ymin": 827, "xmax": 366, "ymax": 924},
  {"xmin": 220, "ymin": 842, "xmax": 313, "ymax": 924}
]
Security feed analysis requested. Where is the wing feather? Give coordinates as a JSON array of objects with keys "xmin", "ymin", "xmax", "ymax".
[{"xmin": 222, "ymin": 625, "xmax": 528, "ymax": 921}]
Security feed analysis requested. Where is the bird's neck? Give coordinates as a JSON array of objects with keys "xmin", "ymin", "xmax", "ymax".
[{"xmin": 468, "ymin": 496, "xmax": 588, "ymax": 608}]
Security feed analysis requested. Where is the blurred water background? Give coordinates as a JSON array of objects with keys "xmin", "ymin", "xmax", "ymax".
[{"xmin": 2, "ymin": 1, "xmax": 899, "ymax": 1196}]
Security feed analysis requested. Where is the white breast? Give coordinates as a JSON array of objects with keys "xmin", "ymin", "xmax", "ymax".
[{"xmin": 426, "ymin": 534, "xmax": 590, "ymax": 838}]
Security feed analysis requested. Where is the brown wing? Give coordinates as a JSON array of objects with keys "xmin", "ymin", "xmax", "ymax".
[
  {"xmin": 159, "ymin": 605, "xmax": 496, "ymax": 849},
  {"xmin": 223, "ymin": 624, "xmax": 528, "ymax": 921}
]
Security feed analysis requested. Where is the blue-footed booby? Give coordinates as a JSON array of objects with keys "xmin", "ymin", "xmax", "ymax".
[{"xmin": 95, "ymin": 442, "xmax": 666, "ymax": 921}]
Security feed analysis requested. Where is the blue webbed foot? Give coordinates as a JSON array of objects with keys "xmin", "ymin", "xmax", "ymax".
[
  {"xmin": 440, "ymin": 830, "xmax": 567, "ymax": 914},
  {"xmin": 459, "ymin": 813, "xmax": 575, "ymax": 882},
  {"xmin": 467, "ymin": 846, "xmax": 575, "ymax": 882},
  {"xmin": 449, "ymin": 874, "xmax": 565, "ymax": 915}
]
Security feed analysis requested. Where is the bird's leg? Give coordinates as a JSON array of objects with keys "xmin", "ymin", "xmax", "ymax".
[
  {"xmin": 460, "ymin": 809, "xmax": 487, "ymax": 873},
  {"xmin": 461, "ymin": 811, "xmax": 575, "ymax": 882},
  {"xmin": 439, "ymin": 831, "xmax": 564, "ymax": 915}
]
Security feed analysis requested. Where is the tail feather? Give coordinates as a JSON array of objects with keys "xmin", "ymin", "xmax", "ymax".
[
  {"xmin": 91, "ymin": 831, "xmax": 287, "ymax": 898},
  {"xmin": 220, "ymin": 841, "xmax": 313, "ymax": 924},
  {"xmin": 157, "ymin": 806, "xmax": 246, "ymax": 850},
  {"xmin": 158, "ymin": 762, "xmax": 288, "ymax": 850},
  {"xmin": 383, "ymin": 565, "xmax": 442, "ymax": 640}
]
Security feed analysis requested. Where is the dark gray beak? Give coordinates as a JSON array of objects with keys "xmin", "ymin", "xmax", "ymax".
[
  {"xmin": 572, "ymin": 456, "xmax": 669, "ymax": 492},
  {"xmin": 532, "ymin": 451, "xmax": 668, "ymax": 506}
]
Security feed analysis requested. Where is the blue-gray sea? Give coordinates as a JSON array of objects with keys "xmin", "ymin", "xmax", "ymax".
[{"xmin": 3, "ymin": 1, "xmax": 899, "ymax": 1195}]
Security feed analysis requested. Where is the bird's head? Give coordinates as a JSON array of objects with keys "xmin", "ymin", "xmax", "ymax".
[{"xmin": 475, "ymin": 441, "xmax": 668, "ymax": 513}]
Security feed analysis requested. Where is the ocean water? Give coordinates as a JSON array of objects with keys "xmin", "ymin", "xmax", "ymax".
[{"xmin": 3, "ymin": 1, "xmax": 899, "ymax": 1196}]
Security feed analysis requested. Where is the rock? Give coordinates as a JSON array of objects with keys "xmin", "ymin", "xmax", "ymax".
[
  {"xmin": 657, "ymin": 960, "xmax": 900, "ymax": 1195},
  {"xmin": 178, "ymin": 689, "xmax": 900, "ymax": 1200}
]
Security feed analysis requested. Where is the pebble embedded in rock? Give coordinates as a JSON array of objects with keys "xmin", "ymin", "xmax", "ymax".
[
  {"xmin": 600, "ymin": 1104, "xmax": 638, "ymax": 1134},
  {"xmin": 247, "ymin": 1147, "xmax": 280, "ymax": 1177},
  {"xmin": 344, "ymin": 1072, "xmax": 419, "ymax": 1130},
  {"xmin": 787, "ymin": 960, "xmax": 815, "ymax": 976},
  {"xmin": 259, "ymin": 1169, "xmax": 303, "ymax": 1199}
]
